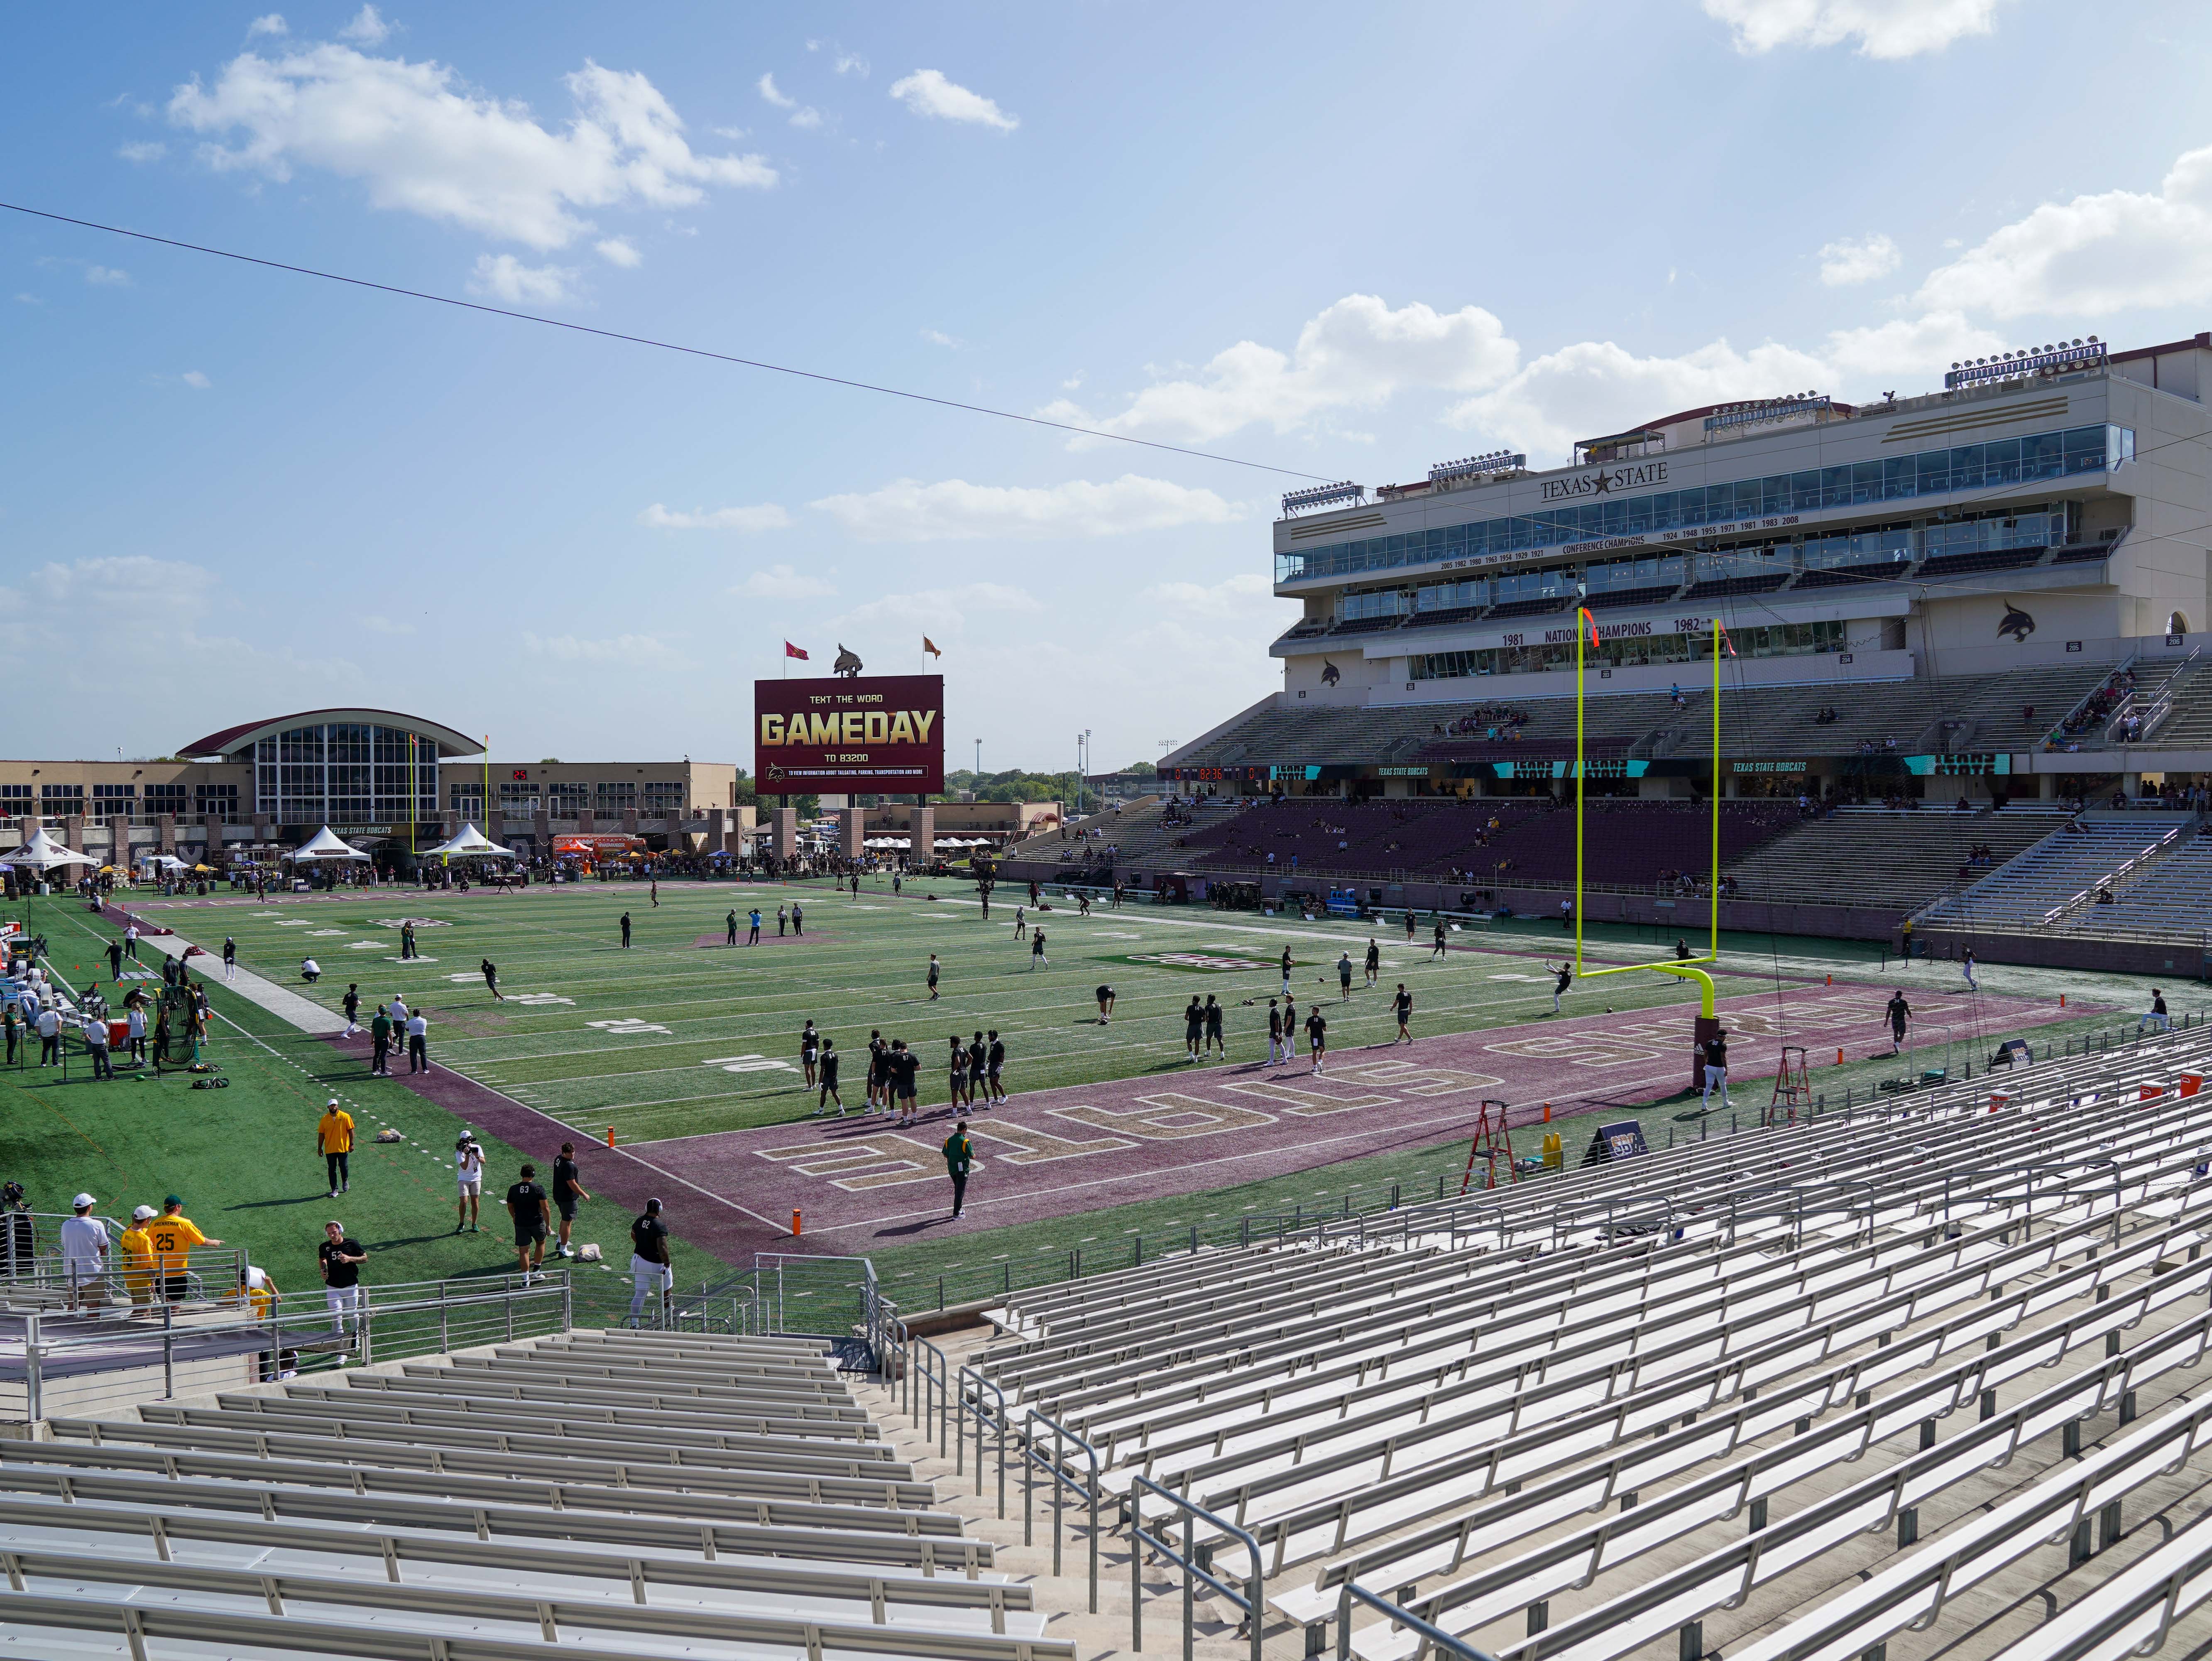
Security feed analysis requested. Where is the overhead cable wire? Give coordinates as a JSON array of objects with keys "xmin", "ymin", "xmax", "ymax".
[{"xmin": 0, "ymin": 199, "xmax": 1333, "ymax": 483}]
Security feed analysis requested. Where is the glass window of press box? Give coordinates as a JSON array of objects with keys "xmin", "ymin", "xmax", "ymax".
[
  {"xmin": 1277, "ymin": 423, "xmax": 2130, "ymax": 584},
  {"xmin": 1410, "ymin": 619, "xmax": 1850, "ymax": 681},
  {"xmin": 253, "ymin": 723, "xmax": 441, "ymax": 824}
]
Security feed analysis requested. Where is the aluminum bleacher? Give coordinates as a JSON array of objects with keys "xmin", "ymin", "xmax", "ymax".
[
  {"xmin": 954, "ymin": 1021, "xmax": 2212, "ymax": 1661},
  {"xmin": 0, "ymin": 1328, "xmax": 1076, "ymax": 1661},
  {"xmin": 1916, "ymin": 815, "xmax": 2194, "ymax": 931}
]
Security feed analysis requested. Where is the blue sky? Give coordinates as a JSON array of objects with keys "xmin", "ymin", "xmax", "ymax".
[{"xmin": 8, "ymin": 0, "xmax": 2212, "ymax": 771}]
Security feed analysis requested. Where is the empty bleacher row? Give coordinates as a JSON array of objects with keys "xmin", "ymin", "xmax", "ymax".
[
  {"xmin": 1162, "ymin": 795, "xmax": 1803, "ymax": 889},
  {"xmin": 1916, "ymin": 815, "xmax": 2195, "ymax": 932},
  {"xmin": 1, "ymin": 1328, "xmax": 1075, "ymax": 1661},
  {"xmin": 1718, "ymin": 805, "xmax": 2065, "ymax": 911},
  {"xmin": 963, "ymin": 1023, "xmax": 2212, "ymax": 1661},
  {"xmin": 1175, "ymin": 666, "xmax": 2113, "ymax": 773}
]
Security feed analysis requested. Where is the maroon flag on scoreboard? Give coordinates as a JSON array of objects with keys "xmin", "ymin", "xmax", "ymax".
[{"xmin": 784, "ymin": 641, "xmax": 809, "ymax": 661}]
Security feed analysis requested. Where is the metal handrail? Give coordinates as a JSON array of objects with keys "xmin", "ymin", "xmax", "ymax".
[
  {"xmin": 1337, "ymin": 1579, "xmax": 1504, "ymax": 1661},
  {"xmin": 1023, "ymin": 1405, "xmax": 1101, "ymax": 1613},
  {"xmin": 959, "ymin": 1364, "xmax": 1008, "ymax": 1519},
  {"xmin": 1129, "ymin": 1472, "xmax": 1264, "ymax": 1661},
  {"xmin": 908, "ymin": 1330, "xmax": 952, "ymax": 1459}
]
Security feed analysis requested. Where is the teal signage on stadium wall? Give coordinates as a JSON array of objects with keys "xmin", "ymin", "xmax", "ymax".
[
  {"xmin": 1904, "ymin": 752, "xmax": 2012, "ymax": 776},
  {"xmin": 1492, "ymin": 759, "xmax": 1651, "ymax": 780}
]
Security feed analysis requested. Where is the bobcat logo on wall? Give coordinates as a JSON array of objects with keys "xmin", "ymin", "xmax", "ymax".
[
  {"xmin": 1320, "ymin": 660, "xmax": 1342, "ymax": 686},
  {"xmin": 1997, "ymin": 601, "xmax": 2036, "ymax": 643},
  {"xmin": 832, "ymin": 644, "xmax": 864, "ymax": 678}
]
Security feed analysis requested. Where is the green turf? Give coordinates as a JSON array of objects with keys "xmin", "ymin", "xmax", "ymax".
[{"xmin": 5, "ymin": 894, "xmax": 724, "ymax": 1306}]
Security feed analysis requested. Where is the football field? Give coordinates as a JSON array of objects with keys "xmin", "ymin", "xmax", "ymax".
[{"xmin": 139, "ymin": 875, "xmax": 1849, "ymax": 1147}]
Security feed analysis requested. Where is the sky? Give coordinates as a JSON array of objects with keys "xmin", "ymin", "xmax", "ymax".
[{"xmin": 8, "ymin": 0, "xmax": 2212, "ymax": 772}]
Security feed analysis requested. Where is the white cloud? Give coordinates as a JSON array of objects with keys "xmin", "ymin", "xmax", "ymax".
[
  {"xmin": 832, "ymin": 582, "xmax": 1040, "ymax": 635},
  {"xmin": 467, "ymin": 253, "xmax": 577, "ymax": 304},
  {"xmin": 361, "ymin": 613, "xmax": 415, "ymax": 635},
  {"xmin": 1449, "ymin": 311, "xmax": 2005, "ymax": 462},
  {"xmin": 181, "ymin": 370, "xmax": 211, "ymax": 388},
  {"xmin": 1044, "ymin": 294, "xmax": 1518, "ymax": 444},
  {"xmin": 15, "ymin": 294, "xmax": 40, "ymax": 304},
  {"xmin": 84, "ymin": 265, "xmax": 130, "ymax": 287},
  {"xmin": 524, "ymin": 630, "xmax": 690, "ymax": 667},
  {"xmin": 789, "ymin": 107, "xmax": 823, "ymax": 130},
  {"xmin": 888, "ymin": 69, "xmax": 1017, "ymax": 132},
  {"xmin": 809, "ymin": 475, "xmax": 1244, "ymax": 543},
  {"xmin": 24, "ymin": 556, "xmax": 215, "ymax": 617},
  {"xmin": 1139, "ymin": 572, "xmax": 1273, "ymax": 619},
  {"xmin": 1916, "ymin": 143, "xmax": 2212, "ymax": 319},
  {"xmin": 169, "ymin": 46, "xmax": 775, "ymax": 250},
  {"xmin": 730, "ymin": 563, "xmax": 835, "ymax": 599},
  {"xmin": 834, "ymin": 54, "xmax": 869, "ymax": 78},
  {"xmin": 338, "ymin": 4, "xmax": 390, "ymax": 44},
  {"xmin": 246, "ymin": 14, "xmax": 287, "ymax": 37},
  {"xmin": 920, "ymin": 328, "xmax": 962, "ymax": 348},
  {"xmin": 595, "ymin": 235, "xmax": 641, "ymax": 267},
  {"xmin": 117, "ymin": 141, "xmax": 167, "ymax": 162},
  {"xmin": 636, "ymin": 502, "xmax": 790, "ymax": 532},
  {"xmin": 1817, "ymin": 232, "xmax": 1901, "ymax": 286},
  {"xmin": 1702, "ymin": 0, "xmax": 2005, "ymax": 59},
  {"xmin": 711, "ymin": 125, "xmax": 746, "ymax": 140},
  {"xmin": 756, "ymin": 71, "xmax": 794, "ymax": 108}
]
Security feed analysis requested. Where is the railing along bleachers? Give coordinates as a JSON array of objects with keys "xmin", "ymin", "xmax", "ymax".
[
  {"xmin": 1916, "ymin": 815, "xmax": 2192, "ymax": 931},
  {"xmin": 958, "ymin": 1020, "xmax": 2212, "ymax": 1661},
  {"xmin": 0, "ymin": 1328, "xmax": 1073, "ymax": 1661}
]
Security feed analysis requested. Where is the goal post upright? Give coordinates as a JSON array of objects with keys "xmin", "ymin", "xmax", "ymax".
[{"xmin": 1573, "ymin": 605, "xmax": 1722, "ymax": 1076}]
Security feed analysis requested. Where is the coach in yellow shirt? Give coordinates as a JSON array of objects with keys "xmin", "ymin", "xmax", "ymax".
[
  {"xmin": 148, "ymin": 1197, "xmax": 220, "ymax": 1305},
  {"xmin": 317, "ymin": 1099, "xmax": 355, "ymax": 1199},
  {"xmin": 117, "ymin": 1204, "xmax": 158, "ymax": 1317}
]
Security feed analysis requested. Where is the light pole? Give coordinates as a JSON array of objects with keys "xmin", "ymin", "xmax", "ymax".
[{"xmin": 974, "ymin": 740, "xmax": 981, "ymax": 780}]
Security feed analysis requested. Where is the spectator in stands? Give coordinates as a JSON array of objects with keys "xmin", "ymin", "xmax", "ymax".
[{"xmin": 2141, "ymin": 990, "xmax": 2170, "ymax": 1035}]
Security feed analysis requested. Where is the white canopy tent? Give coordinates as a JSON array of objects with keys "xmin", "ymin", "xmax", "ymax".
[
  {"xmin": 284, "ymin": 825, "xmax": 371, "ymax": 863},
  {"xmin": 2, "ymin": 828, "xmax": 97, "ymax": 870},
  {"xmin": 421, "ymin": 823, "xmax": 517, "ymax": 861},
  {"xmin": 139, "ymin": 853, "xmax": 191, "ymax": 872}
]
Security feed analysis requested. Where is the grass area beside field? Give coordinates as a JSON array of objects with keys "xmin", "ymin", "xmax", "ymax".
[{"xmin": 4, "ymin": 894, "xmax": 724, "ymax": 1305}]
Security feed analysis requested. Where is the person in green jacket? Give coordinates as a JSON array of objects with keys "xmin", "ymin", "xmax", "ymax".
[
  {"xmin": 369, "ymin": 1007, "xmax": 393, "ymax": 1077},
  {"xmin": 943, "ymin": 1124, "xmax": 974, "ymax": 1220}
]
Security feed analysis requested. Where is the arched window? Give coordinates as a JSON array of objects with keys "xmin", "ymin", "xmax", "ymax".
[{"xmin": 2168, "ymin": 611, "xmax": 2190, "ymax": 637}]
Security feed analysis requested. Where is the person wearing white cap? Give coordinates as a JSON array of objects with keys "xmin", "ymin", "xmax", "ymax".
[
  {"xmin": 59, "ymin": 1194, "xmax": 108, "ymax": 1313},
  {"xmin": 118, "ymin": 1204, "xmax": 158, "ymax": 1317}
]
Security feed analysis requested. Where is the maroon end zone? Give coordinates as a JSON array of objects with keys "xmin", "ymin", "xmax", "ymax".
[{"xmin": 626, "ymin": 985, "xmax": 2081, "ymax": 1249}]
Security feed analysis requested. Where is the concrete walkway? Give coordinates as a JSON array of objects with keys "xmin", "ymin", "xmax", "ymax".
[{"xmin": 101, "ymin": 905, "xmax": 345, "ymax": 1034}]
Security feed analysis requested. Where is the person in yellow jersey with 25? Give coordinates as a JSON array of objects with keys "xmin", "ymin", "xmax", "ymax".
[
  {"xmin": 149, "ymin": 1197, "xmax": 220, "ymax": 1305},
  {"xmin": 316, "ymin": 1098, "xmax": 354, "ymax": 1198},
  {"xmin": 117, "ymin": 1205, "xmax": 158, "ymax": 1317}
]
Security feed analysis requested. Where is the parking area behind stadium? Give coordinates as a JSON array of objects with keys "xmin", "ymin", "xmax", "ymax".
[{"xmin": 20, "ymin": 875, "xmax": 2186, "ymax": 1316}]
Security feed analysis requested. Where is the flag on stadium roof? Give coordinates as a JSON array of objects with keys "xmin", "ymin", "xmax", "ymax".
[
  {"xmin": 784, "ymin": 640, "xmax": 809, "ymax": 660},
  {"xmin": 923, "ymin": 637, "xmax": 942, "ymax": 659}
]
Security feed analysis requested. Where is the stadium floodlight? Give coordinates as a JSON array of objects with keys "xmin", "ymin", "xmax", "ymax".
[
  {"xmin": 1429, "ymin": 451, "xmax": 1527, "ymax": 485},
  {"xmin": 1280, "ymin": 481, "xmax": 1366, "ymax": 516},
  {"xmin": 1945, "ymin": 338, "xmax": 2104, "ymax": 390},
  {"xmin": 1705, "ymin": 394, "xmax": 1831, "ymax": 434}
]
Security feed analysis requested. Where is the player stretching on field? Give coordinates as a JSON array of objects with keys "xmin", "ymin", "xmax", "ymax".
[{"xmin": 1549, "ymin": 961, "xmax": 1572, "ymax": 1014}]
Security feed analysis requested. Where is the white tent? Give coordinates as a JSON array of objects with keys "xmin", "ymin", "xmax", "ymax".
[
  {"xmin": 284, "ymin": 825, "xmax": 371, "ymax": 863},
  {"xmin": 421, "ymin": 823, "xmax": 517, "ymax": 861},
  {"xmin": 139, "ymin": 853, "xmax": 191, "ymax": 871},
  {"xmin": 2, "ymin": 828, "xmax": 96, "ymax": 870}
]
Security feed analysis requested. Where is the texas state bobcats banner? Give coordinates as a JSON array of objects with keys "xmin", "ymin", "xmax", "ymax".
[{"xmin": 755, "ymin": 674, "xmax": 945, "ymax": 795}]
